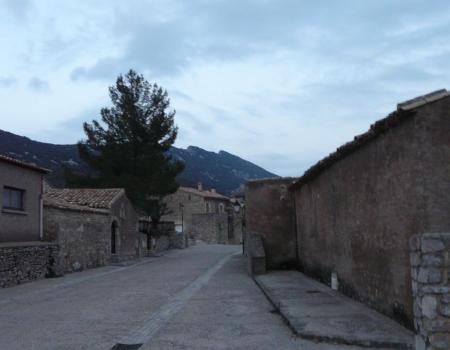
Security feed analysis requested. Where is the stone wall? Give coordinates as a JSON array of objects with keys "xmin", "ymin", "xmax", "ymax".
[
  {"xmin": 0, "ymin": 241, "xmax": 58, "ymax": 287},
  {"xmin": 191, "ymin": 213, "xmax": 229, "ymax": 244},
  {"xmin": 163, "ymin": 190, "xmax": 206, "ymax": 236},
  {"xmin": 292, "ymin": 95, "xmax": 450, "ymax": 328},
  {"xmin": 410, "ymin": 233, "xmax": 450, "ymax": 350},
  {"xmin": 245, "ymin": 177, "xmax": 298, "ymax": 269},
  {"xmin": 43, "ymin": 205, "xmax": 111, "ymax": 272},
  {"xmin": 110, "ymin": 195, "xmax": 140, "ymax": 261}
]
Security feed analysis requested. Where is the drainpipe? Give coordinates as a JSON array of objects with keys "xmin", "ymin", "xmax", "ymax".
[{"xmin": 39, "ymin": 177, "xmax": 44, "ymax": 240}]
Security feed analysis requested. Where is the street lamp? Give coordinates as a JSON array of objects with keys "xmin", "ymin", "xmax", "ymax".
[{"xmin": 179, "ymin": 203, "xmax": 184, "ymax": 234}]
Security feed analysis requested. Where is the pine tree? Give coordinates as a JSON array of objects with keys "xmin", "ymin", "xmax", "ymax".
[{"xmin": 67, "ymin": 69, "xmax": 184, "ymax": 224}]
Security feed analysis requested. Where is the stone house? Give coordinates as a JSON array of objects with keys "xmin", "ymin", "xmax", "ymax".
[
  {"xmin": 0, "ymin": 155, "xmax": 58, "ymax": 287},
  {"xmin": 162, "ymin": 183, "xmax": 241, "ymax": 244},
  {"xmin": 44, "ymin": 186, "xmax": 139, "ymax": 272},
  {"xmin": 163, "ymin": 183, "xmax": 230, "ymax": 234}
]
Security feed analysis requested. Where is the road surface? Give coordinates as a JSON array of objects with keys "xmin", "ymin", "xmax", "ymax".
[{"xmin": 0, "ymin": 243, "xmax": 392, "ymax": 349}]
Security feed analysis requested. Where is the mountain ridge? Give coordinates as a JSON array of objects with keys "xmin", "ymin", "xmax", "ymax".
[{"xmin": 0, "ymin": 129, "xmax": 278, "ymax": 195}]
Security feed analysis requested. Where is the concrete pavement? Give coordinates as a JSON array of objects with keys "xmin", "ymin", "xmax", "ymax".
[
  {"xmin": 254, "ymin": 272, "xmax": 414, "ymax": 349},
  {"xmin": 0, "ymin": 243, "xmax": 404, "ymax": 349}
]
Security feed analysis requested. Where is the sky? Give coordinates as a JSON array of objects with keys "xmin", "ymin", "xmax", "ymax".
[{"xmin": 1, "ymin": 0, "xmax": 450, "ymax": 176}]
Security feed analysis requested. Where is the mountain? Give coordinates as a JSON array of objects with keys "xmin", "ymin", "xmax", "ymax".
[{"xmin": 0, "ymin": 129, "xmax": 277, "ymax": 195}]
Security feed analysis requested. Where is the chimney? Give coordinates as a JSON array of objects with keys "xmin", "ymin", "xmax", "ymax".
[
  {"xmin": 197, "ymin": 182, "xmax": 203, "ymax": 191},
  {"xmin": 211, "ymin": 188, "xmax": 216, "ymax": 193}
]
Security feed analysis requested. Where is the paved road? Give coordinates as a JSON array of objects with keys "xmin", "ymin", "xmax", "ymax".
[{"xmin": 0, "ymin": 243, "xmax": 392, "ymax": 350}]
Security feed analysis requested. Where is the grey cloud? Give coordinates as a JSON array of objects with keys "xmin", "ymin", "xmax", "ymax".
[
  {"xmin": 0, "ymin": 76, "xmax": 17, "ymax": 88},
  {"xmin": 28, "ymin": 77, "xmax": 50, "ymax": 93},
  {"xmin": 3, "ymin": 0, "xmax": 32, "ymax": 19},
  {"xmin": 70, "ymin": 0, "xmax": 450, "ymax": 84}
]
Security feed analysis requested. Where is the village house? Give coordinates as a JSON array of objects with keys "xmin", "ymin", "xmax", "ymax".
[
  {"xmin": 44, "ymin": 185, "xmax": 140, "ymax": 272},
  {"xmin": 0, "ymin": 155, "xmax": 49, "ymax": 242},
  {"xmin": 0, "ymin": 155, "xmax": 58, "ymax": 287},
  {"xmin": 163, "ymin": 183, "xmax": 242, "ymax": 244}
]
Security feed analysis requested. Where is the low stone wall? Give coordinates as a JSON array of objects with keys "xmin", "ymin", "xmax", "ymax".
[
  {"xmin": 410, "ymin": 233, "xmax": 450, "ymax": 350},
  {"xmin": 247, "ymin": 233, "xmax": 266, "ymax": 276},
  {"xmin": 170, "ymin": 232, "xmax": 188, "ymax": 249},
  {"xmin": 0, "ymin": 242, "xmax": 59, "ymax": 287}
]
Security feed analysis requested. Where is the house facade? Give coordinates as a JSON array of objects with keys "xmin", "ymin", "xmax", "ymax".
[
  {"xmin": 0, "ymin": 155, "xmax": 58, "ymax": 288},
  {"xmin": 163, "ymin": 183, "xmax": 243, "ymax": 244},
  {"xmin": 0, "ymin": 155, "xmax": 49, "ymax": 242},
  {"xmin": 44, "ymin": 186, "xmax": 140, "ymax": 272},
  {"xmin": 163, "ymin": 183, "xmax": 230, "ymax": 235}
]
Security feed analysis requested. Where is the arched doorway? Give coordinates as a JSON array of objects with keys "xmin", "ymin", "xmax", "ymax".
[{"xmin": 111, "ymin": 221, "xmax": 118, "ymax": 254}]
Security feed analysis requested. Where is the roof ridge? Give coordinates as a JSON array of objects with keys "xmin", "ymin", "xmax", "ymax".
[
  {"xmin": 0, "ymin": 154, "xmax": 50, "ymax": 173},
  {"xmin": 291, "ymin": 89, "xmax": 449, "ymax": 191}
]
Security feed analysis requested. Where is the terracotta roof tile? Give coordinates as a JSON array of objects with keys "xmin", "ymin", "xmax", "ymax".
[
  {"xmin": 180, "ymin": 186, "xmax": 230, "ymax": 200},
  {"xmin": 44, "ymin": 186, "xmax": 124, "ymax": 209}
]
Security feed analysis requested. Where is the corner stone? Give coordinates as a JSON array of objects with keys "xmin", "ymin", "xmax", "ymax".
[
  {"xmin": 430, "ymin": 333, "xmax": 450, "ymax": 349},
  {"xmin": 422, "ymin": 295, "xmax": 438, "ymax": 319},
  {"xmin": 418, "ymin": 267, "xmax": 441, "ymax": 284},
  {"xmin": 421, "ymin": 239, "xmax": 445, "ymax": 254}
]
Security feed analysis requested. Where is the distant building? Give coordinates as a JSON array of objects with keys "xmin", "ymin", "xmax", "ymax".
[
  {"xmin": 163, "ymin": 182, "xmax": 230, "ymax": 234},
  {"xmin": 44, "ymin": 186, "xmax": 140, "ymax": 272},
  {"xmin": 0, "ymin": 154, "xmax": 49, "ymax": 242},
  {"xmin": 163, "ymin": 183, "xmax": 242, "ymax": 244}
]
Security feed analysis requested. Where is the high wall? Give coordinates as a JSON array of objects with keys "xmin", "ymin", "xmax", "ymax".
[
  {"xmin": 293, "ymin": 95, "xmax": 450, "ymax": 328},
  {"xmin": 245, "ymin": 178, "xmax": 298, "ymax": 269},
  {"xmin": 43, "ymin": 205, "xmax": 111, "ymax": 272},
  {"xmin": 0, "ymin": 161, "xmax": 44, "ymax": 242}
]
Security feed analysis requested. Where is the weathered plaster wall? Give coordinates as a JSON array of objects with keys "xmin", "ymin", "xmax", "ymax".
[
  {"xmin": 0, "ymin": 162, "xmax": 43, "ymax": 242},
  {"xmin": 245, "ymin": 178, "xmax": 298, "ymax": 269},
  {"xmin": 293, "ymin": 97, "xmax": 450, "ymax": 328},
  {"xmin": 410, "ymin": 233, "xmax": 450, "ymax": 350},
  {"xmin": 43, "ymin": 206, "xmax": 110, "ymax": 272},
  {"xmin": 0, "ymin": 241, "xmax": 58, "ymax": 287}
]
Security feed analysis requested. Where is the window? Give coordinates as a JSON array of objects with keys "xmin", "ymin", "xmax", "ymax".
[
  {"xmin": 219, "ymin": 203, "xmax": 225, "ymax": 213},
  {"xmin": 205, "ymin": 202, "xmax": 211, "ymax": 213},
  {"xmin": 2, "ymin": 187, "xmax": 24, "ymax": 211}
]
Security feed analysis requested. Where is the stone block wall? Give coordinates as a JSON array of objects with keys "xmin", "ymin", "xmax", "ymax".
[
  {"xmin": 0, "ymin": 242, "xmax": 58, "ymax": 287},
  {"xmin": 169, "ymin": 232, "xmax": 188, "ymax": 249},
  {"xmin": 44, "ymin": 206, "xmax": 111, "ymax": 272},
  {"xmin": 410, "ymin": 233, "xmax": 450, "ymax": 350},
  {"xmin": 191, "ymin": 213, "xmax": 229, "ymax": 244},
  {"xmin": 245, "ymin": 177, "xmax": 298, "ymax": 269}
]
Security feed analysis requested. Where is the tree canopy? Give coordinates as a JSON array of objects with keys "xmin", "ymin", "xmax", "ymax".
[{"xmin": 67, "ymin": 69, "xmax": 184, "ymax": 223}]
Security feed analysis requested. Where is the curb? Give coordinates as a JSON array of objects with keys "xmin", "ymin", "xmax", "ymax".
[{"xmin": 253, "ymin": 276, "xmax": 414, "ymax": 350}]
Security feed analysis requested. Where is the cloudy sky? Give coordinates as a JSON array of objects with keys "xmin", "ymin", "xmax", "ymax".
[{"xmin": 1, "ymin": 0, "xmax": 450, "ymax": 176}]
